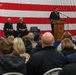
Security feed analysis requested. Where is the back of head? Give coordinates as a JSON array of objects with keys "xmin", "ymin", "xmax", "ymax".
[
  {"xmin": 13, "ymin": 37, "xmax": 25, "ymax": 55},
  {"xmin": 61, "ymin": 38, "xmax": 74, "ymax": 50},
  {"xmin": 41, "ymin": 32, "xmax": 54, "ymax": 48},
  {"xmin": 8, "ymin": 35, "xmax": 14, "ymax": 41},
  {"xmin": 61, "ymin": 32, "xmax": 72, "ymax": 41},
  {"xmin": 0, "ymin": 38, "xmax": 13, "ymax": 54},
  {"xmin": 28, "ymin": 32, "xmax": 35, "ymax": 41},
  {"xmin": 22, "ymin": 35, "xmax": 30, "ymax": 42}
]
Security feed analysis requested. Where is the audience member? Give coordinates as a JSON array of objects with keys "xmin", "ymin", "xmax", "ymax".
[
  {"xmin": 26, "ymin": 32, "xmax": 66, "ymax": 75},
  {"xmin": 60, "ymin": 38, "xmax": 76, "ymax": 57},
  {"xmin": 13, "ymin": 37, "xmax": 30, "ymax": 61},
  {"xmin": 0, "ymin": 38, "xmax": 27, "ymax": 75},
  {"xmin": 22, "ymin": 35, "xmax": 32, "ymax": 54},
  {"xmin": 57, "ymin": 32, "xmax": 76, "ymax": 51},
  {"xmin": 8, "ymin": 35, "xmax": 14, "ymax": 41},
  {"xmin": 28, "ymin": 32, "xmax": 37, "ymax": 48},
  {"xmin": 30, "ymin": 35, "xmax": 42, "ymax": 55},
  {"xmin": 30, "ymin": 42, "xmax": 42, "ymax": 55}
]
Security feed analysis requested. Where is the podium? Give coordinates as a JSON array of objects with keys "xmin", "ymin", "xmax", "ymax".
[{"xmin": 52, "ymin": 20, "xmax": 66, "ymax": 40}]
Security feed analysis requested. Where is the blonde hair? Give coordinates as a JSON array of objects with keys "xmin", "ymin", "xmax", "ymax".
[
  {"xmin": 61, "ymin": 38, "xmax": 74, "ymax": 50},
  {"xmin": 13, "ymin": 37, "xmax": 25, "ymax": 55}
]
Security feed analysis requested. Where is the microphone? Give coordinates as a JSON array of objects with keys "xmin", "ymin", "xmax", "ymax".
[{"xmin": 59, "ymin": 12, "xmax": 70, "ymax": 18}]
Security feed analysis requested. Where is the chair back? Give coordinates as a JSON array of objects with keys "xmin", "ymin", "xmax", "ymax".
[
  {"xmin": 2, "ymin": 72, "xmax": 23, "ymax": 75},
  {"xmin": 30, "ymin": 27, "xmax": 39, "ymax": 32},
  {"xmin": 30, "ymin": 27, "xmax": 40, "ymax": 41},
  {"xmin": 43, "ymin": 68, "xmax": 62, "ymax": 75}
]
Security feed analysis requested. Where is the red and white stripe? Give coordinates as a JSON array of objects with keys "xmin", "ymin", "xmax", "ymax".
[{"xmin": 0, "ymin": 0, "xmax": 76, "ymax": 38}]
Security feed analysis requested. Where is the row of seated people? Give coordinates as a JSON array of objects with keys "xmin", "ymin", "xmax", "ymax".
[
  {"xmin": 0, "ymin": 31, "xmax": 76, "ymax": 75},
  {"xmin": 3, "ymin": 17, "xmax": 29, "ymax": 38}
]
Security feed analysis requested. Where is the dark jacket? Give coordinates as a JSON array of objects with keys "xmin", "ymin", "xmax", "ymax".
[
  {"xmin": 17, "ymin": 22, "xmax": 27, "ymax": 30},
  {"xmin": 4, "ymin": 22, "xmax": 13, "ymax": 30},
  {"xmin": 24, "ymin": 41, "xmax": 32, "ymax": 54},
  {"xmin": 61, "ymin": 48, "xmax": 76, "ymax": 57},
  {"xmin": 49, "ymin": 12, "xmax": 60, "ymax": 20},
  {"xmin": 0, "ymin": 55, "xmax": 27, "ymax": 75},
  {"xmin": 59, "ymin": 60, "xmax": 76, "ymax": 75},
  {"xmin": 26, "ymin": 46, "xmax": 66, "ymax": 75},
  {"xmin": 17, "ymin": 22, "xmax": 28, "ymax": 37},
  {"xmin": 30, "ymin": 42, "xmax": 42, "ymax": 55},
  {"xmin": 66, "ymin": 53, "xmax": 76, "ymax": 63},
  {"xmin": 3, "ymin": 22, "xmax": 13, "ymax": 36},
  {"xmin": 49, "ymin": 11, "xmax": 60, "ymax": 35}
]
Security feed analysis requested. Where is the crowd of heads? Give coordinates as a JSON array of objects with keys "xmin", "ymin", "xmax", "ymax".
[{"xmin": 0, "ymin": 30, "xmax": 76, "ymax": 75}]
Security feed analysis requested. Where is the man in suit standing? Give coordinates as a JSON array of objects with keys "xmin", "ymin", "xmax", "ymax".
[
  {"xmin": 17, "ymin": 17, "xmax": 28, "ymax": 37},
  {"xmin": 4, "ymin": 18, "xmax": 13, "ymax": 37},
  {"xmin": 49, "ymin": 7, "xmax": 60, "ymax": 35}
]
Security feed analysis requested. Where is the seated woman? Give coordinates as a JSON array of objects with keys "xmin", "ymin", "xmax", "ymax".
[
  {"xmin": 13, "ymin": 37, "xmax": 30, "ymax": 62},
  {"xmin": 57, "ymin": 31, "xmax": 76, "ymax": 51},
  {"xmin": 0, "ymin": 38, "xmax": 27, "ymax": 75},
  {"xmin": 60, "ymin": 38, "xmax": 76, "ymax": 57}
]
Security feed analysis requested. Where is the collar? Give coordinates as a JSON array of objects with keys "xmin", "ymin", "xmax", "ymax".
[{"xmin": 42, "ymin": 46, "xmax": 55, "ymax": 51}]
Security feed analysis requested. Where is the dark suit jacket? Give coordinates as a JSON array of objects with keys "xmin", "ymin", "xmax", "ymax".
[
  {"xmin": 17, "ymin": 22, "xmax": 27, "ymax": 30},
  {"xmin": 4, "ymin": 22, "xmax": 13, "ymax": 30},
  {"xmin": 49, "ymin": 11, "xmax": 60, "ymax": 20},
  {"xmin": 26, "ymin": 46, "xmax": 66, "ymax": 75},
  {"xmin": 59, "ymin": 61, "xmax": 76, "ymax": 75}
]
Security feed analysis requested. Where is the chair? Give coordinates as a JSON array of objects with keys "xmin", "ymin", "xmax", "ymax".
[
  {"xmin": 30, "ymin": 27, "xmax": 40, "ymax": 41},
  {"xmin": 43, "ymin": 68, "xmax": 62, "ymax": 75},
  {"xmin": 2, "ymin": 72, "xmax": 23, "ymax": 75}
]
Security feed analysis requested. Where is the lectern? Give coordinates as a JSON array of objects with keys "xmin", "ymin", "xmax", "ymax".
[{"xmin": 52, "ymin": 20, "xmax": 66, "ymax": 40}]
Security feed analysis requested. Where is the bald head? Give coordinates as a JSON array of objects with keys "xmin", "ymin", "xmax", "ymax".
[
  {"xmin": 42, "ymin": 32, "xmax": 54, "ymax": 47},
  {"xmin": 8, "ymin": 18, "xmax": 11, "ymax": 22},
  {"xmin": 19, "ymin": 17, "xmax": 23, "ymax": 22}
]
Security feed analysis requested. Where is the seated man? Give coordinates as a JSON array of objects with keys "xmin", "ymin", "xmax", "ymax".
[
  {"xmin": 3, "ymin": 18, "xmax": 13, "ymax": 37},
  {"xmin": 17, "ymin": 17, "xmax": 28, "ymax": 37},
  {"xmin": 26, "ymin": 32, "xmax": 66, "ymax": 75}
]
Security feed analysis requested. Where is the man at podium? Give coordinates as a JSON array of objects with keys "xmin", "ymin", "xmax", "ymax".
[{"xmin": 49, "ymin": 7, "xmax": 60, "ymax": 35}]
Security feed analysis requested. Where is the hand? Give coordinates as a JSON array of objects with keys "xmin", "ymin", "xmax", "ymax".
[{"xmin": 9, "ymin": 29, "xmax": 13, "ymax": 31}]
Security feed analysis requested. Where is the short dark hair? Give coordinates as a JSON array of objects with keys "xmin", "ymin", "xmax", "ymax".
[{"xmin": 54, "ymin": 7, "xmax": 58, "ymax": 10}]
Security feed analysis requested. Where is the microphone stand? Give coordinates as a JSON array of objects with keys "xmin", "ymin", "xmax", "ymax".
[
  {"xmin": 59, "ymin": 12, "xmax": 70, "ymax": 31},
  {"xmin": 59, "ymin": 12, "xmax": 70, "ymax": 18}
]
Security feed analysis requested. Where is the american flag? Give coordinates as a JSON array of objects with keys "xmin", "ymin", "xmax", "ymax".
[{"xmin": 0, "ymin": 0, "xmax": 76, "ymax": 38}]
